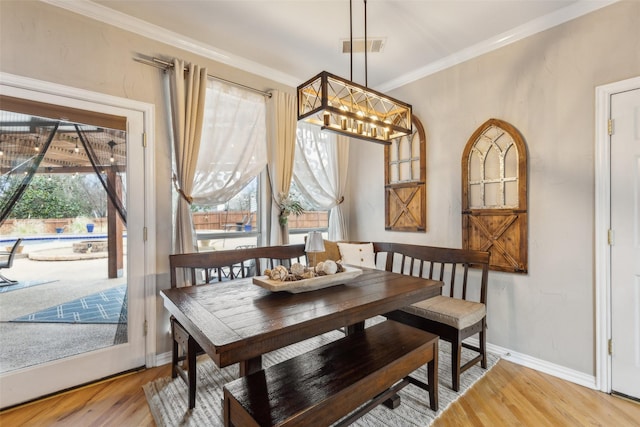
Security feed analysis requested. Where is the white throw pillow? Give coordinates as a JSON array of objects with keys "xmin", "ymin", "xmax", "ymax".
[{"xmin": 337, "ymin": 242, "xmax": 376, "ymax": 268}]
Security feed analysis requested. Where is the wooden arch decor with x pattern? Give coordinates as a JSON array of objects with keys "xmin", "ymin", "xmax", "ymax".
[
  {"xmin": 384, "ymin": 115, "xmax": 426, "ymax": 232},
  {"xmin": 462, "ymin": 118, "xmax": 528, "ymax": 273}
]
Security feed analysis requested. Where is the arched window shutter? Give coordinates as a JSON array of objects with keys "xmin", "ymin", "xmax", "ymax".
[
  {"xmin": 462, "ymin": 118, "xmax": 528, "ymax": 273},
  {"xmin": 385, "ymin": 115, "xmax": 426, "ymax": 232}
]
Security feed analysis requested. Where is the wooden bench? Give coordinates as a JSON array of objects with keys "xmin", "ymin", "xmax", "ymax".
[
  {"xmin": 318, "ymin": 240, "xmax": 491, "ymax": 392},
  {"xmin": 169, "ymin": 243, "xmax": 307, "ymax": 409},
  {"xmin": 223, "ymin": 320, "xmax": 439, "ymax": 427},
  {"xmin": 370, "ymin": 242, "xmax": 491, "ymax": 392}
]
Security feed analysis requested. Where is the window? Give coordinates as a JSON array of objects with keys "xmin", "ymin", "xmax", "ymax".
[
  {"xmin": 287, "ymin": 180, "xmax": 329, "ymax": 232},
  {"xmin": 189, "ymin": 79, "xmax": 266, "ymax": 251},
  {"xmin": 287, "ymin": 122, "xmax": 339, "ymax": 242},
  {"xmin": 192, "ymin": 177, "xmax": 259, "ymax": 251},
  {"xmin": 187, "ymin": 86, "xmax": 344, "ymax": 248}
]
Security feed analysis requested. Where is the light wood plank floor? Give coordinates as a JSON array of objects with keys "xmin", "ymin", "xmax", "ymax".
[{"xmin": 1, "ymin": 359, "xmax": 638, "ymax": 426}]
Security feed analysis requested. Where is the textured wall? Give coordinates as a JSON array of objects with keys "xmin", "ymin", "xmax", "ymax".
[{"xmin": 348, "ymin": 0, "xmax": 640, "ymax": 375}]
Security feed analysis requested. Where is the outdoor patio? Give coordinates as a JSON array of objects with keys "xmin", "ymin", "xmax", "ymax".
[
  {"xmin": 0, "ymin": 231, "xmax": 313, "ymax": 374},
  {"xmin": 0, "ymin": 241, "xmax": 126, "ymax": 373}
]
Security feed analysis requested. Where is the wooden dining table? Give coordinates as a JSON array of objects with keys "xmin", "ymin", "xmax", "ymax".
[{"xmin": 161, "ymin": 267, "xmax": 443, "ymax": 376}]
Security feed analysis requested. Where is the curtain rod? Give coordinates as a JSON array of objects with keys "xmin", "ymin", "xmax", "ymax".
[{"xmin": 134, "ymin": 55, "xmax": 273, "ymax": 98}]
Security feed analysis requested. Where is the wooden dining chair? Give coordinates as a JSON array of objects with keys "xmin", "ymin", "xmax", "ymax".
[
  {"xmin": 377, "ymin": 242, "xmax": 490, "ymax": 392},
  {"xmin": 168, "ymin": 243, "xmax": 307, "ymax": 409}
]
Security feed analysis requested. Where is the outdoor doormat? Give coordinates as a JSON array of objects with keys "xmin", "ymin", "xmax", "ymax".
[
  {"xmin": 11, "ymin": 284, "xmax": 127, "ymax": 324},
  {"xmin": 0, "ymin": 280, "xmax": 58, "ymax": 294}
]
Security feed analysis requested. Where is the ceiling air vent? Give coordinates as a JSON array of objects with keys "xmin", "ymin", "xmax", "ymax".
[{"xmin": 342, "ymin": 38, "xmax": 386, "ymax": 53}]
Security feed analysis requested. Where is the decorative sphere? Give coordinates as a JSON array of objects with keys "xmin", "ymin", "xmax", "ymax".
[
  {"xmin": 290, "ymin": 262, "xmax": 305, "ymax": 276},
  {"xmin": 322, "ymin": 260, "xmax": 338, "ymax": 275}
]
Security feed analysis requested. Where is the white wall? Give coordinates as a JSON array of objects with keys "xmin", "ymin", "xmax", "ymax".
[{"xmin": 348, "ymin": 0, "xmax": 640, "ymax": 375}]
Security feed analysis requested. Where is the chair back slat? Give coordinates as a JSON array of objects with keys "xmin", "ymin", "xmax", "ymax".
[
  {"xmin": 449, "ymin": 263, "xmax": 457, "ymax": 298},
  {"xmin": 462, "ymin": 263, "xmax": 470, "ymax": 300}
]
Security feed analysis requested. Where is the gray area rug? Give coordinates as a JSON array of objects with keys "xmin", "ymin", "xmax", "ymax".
[{"xmin": 144, "ymin": 322, "xmax": 499, "ymax": 426}]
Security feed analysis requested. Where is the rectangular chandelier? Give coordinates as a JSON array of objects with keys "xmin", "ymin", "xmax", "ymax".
[{"xmin": 297, "ymin": 71, "xmax": 412, "ymax": 145}]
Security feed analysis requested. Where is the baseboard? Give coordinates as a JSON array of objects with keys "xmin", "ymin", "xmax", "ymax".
[
  {"xmin": 154, "ymin": 351, "xmax": 172, "ymax": 367},
  {"xmin": 465, "ymin": 338, "xmax": 597, "ymax": 390}
]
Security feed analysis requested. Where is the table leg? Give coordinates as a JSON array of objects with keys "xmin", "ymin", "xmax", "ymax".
[
  {"xmin": 239, "ymin": 355, "xmax": 262, "ymax": 376},
  {"xmin": 428, "ymin": 340, "xmax": 439, "ymax": 410},
  {"xmin": 383, "ymin": 394, "xmax": 401, "ymax": 409},
  {"xmin": 345, "ymin": 321, "xmax": 365, "ymax": 335}
]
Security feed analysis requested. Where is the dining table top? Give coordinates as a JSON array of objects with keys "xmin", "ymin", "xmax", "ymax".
[{"xmin": 161, "ymin": 267, "xmax": 443, "ymax": 370}]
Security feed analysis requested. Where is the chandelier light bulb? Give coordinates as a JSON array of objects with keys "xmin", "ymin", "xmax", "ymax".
[{"xmin": 296, "ymin": 0, "xmax": 412, "ymax": 144}]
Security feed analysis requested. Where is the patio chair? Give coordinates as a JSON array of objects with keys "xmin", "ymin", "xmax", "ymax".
[{"xmin": 0, "ymin": 239, "xmax": 23, "ymax": 286}]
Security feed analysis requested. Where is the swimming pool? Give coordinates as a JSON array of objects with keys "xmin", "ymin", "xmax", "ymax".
[{"xmin": 1, "ymin": 235, "xmax": 109, "ymax": 246}]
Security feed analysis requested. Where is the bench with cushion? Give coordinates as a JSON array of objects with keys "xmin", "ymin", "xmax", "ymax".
[
  {"xmin": 317, "ymin": 240, "xmax": 491, "ymax": 392},
  {"xmin": 223, "ymin": 320, "xmax": 439, "ymax": 427}
]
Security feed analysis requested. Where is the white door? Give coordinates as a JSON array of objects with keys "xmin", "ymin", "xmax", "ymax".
[
  {"xmin": 610, "ymin": 87, "xmax": 640, "ymax": 399},
  {"xmin": 0, "ymin": 81, "xmax": 149, "ymax": 408}
]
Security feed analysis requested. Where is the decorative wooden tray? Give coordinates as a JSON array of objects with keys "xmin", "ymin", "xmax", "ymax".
[{"xmin": 252, "ymin": 266, "xmax": 363, "ymax": 293}]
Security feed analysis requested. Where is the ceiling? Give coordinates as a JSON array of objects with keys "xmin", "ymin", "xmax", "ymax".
[
  {"xmin": 0, "ymin": 0, "xmax": 616, "ymax": 173},
  {"xmin": 76, "ymin": 0, "xmax": 615, "ymax": 91}
]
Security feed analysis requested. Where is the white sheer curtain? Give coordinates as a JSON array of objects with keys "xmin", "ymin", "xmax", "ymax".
[
  {"xmin": 293, "ymin": 122, "xmax": 349, "ymax": 241},
  {"xmin": 170, "ymin": 59, "xmax": 208, "ymax": 259},
  {"xmin": 191, "ymin": 79, "xmax": 267, "ymax": 205},
  {"xmin": 266, "ymin": 90, "xmax": 297, "ymax": 245}
]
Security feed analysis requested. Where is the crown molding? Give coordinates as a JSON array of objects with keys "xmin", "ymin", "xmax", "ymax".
[
  {"xmin": 41, "ymin": 0, "xmax": 300, "ymax": 87},
  {"xmin": 42, "ymin": 0, "xmax": 618, "ymax": 92},
  {"xmin": 379, "ymin": 0, "xmax": 620, "ymax": 92}
]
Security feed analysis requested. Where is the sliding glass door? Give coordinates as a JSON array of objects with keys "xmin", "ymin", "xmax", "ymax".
[{"xmin": 0, "ymin": 82, "xmax": 148, "ymax": 408}]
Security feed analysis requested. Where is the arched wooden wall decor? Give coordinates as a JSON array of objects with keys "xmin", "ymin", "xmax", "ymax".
[
  {"xmin": 385, "ymin": 115, "xmax": 426, "ymax": 232},
  {"xmin": 462, "ymin": 118, "xmax": 528, "ymax": 273}
]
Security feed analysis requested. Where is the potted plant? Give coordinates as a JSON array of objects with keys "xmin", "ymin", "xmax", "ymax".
[{"xmin": 278, "ymin": 193, "xmax": 304, "ymax": 244}]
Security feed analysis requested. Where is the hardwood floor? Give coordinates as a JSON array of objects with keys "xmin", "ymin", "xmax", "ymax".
[
  {"xmin": 432, "ymin": 361, "xmax": 640, "ymax": 427},
  {"xmin": 0, "ymin": 364, "xmax": 170, "ymax": 426},
  {"xmin": 1, "ymin": 359, "xmax": 638, "ymax": 426}
]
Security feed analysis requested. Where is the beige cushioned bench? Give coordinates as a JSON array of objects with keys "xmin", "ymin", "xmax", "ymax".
[
  {"xmin": 314, "ymin": 239, "xmax": 491, "ymax": 392},
  {"xmin": 402, "ymin": 295, "xmax": 486, "ymax": 329}
]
